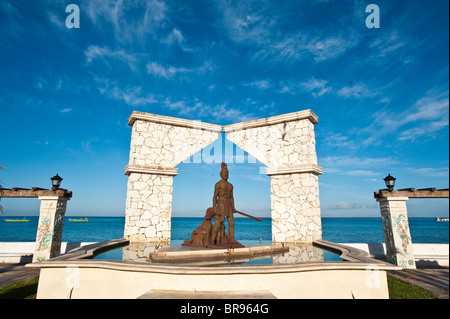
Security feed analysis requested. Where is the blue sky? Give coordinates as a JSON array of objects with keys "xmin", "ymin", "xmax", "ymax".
[{"xmin": 0, "ymin": 0, "xmax": 448, "ymax": 218}]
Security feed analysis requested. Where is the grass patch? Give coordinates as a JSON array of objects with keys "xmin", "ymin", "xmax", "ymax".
[
  {"xmin": 388, "ymin": 275, "xmax": 438, "ymax": 299},
  {"xmin": 0, "ymin": 276, "xmax": 39, "ymax": 299}
]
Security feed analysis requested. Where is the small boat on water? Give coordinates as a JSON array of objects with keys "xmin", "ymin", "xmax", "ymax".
[
  {"xmin": 68, "ymin": 218, "xmax": 89, "ymax": 222},
  {"xmin": 436, "ymin": 217, "xmax": 449, "ymax": 222},
  {"xmin": 4, "ymin": 217, "xmax": 29, "ymax": 222}
]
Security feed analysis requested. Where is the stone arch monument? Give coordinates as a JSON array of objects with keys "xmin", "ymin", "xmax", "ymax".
[{"xmin": 124, "ymin": 109, "xmax": 322, "ymax": 244}]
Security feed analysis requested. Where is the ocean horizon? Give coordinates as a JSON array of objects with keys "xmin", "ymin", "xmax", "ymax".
[{"xmin": 0, "ymin": 216, "xmax": 448, "ymax": 244}]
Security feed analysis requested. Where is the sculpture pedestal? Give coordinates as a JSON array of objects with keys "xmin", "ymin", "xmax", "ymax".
[{"xmin": 149, "ymin": 244, "xmax": 289, "ymax": 264}]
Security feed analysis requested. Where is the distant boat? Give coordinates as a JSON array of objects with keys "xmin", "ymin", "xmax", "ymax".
[
  {"xmin": 436, "ymin": 217, "xmax": 449, "ymax": 222},
  {"xmin": 68, "ymin": 218, "xmax": 89, "ymax": 222},
  {"xmin": 4, "ymin": 217, "xmax": 29, "ymax": 222}
]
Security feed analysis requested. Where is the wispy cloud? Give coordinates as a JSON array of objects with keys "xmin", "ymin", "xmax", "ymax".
[
  {"xmin": 322, "ymin": 201, "xmax": 376, "ymax": 210},
  {"xmin": 337, "ymin": 83, "xmax": 377, "ymax": 99},
  {"xmin": 319, "ymin": 155, "xmax": 400, "ymax": 176},
  {"xmin": 364, "ymin": 89, "xmax": 449, "ymax": 142},
  {"xmin": 84, "ymin": 0, "xmax": 168, "ymax": 43},
  {"xmin": 95, "ymin": 77, "xmax": 158, "ymax": 107},
  {"xmin": 216, "ymin": 1, "xmax": 358, "ymax": 65},
  {"xmin": 322, "ymin": 132, "xmax": 357, "ymax": 149},
  {"xmin": 146, "ymin": 62, "xmax": 192, "ymax": 79},
  {"xmin": 278, "ymin": 77, "xmax": 331, "ymax": 97},
  {"xmin": 299, "ymin": 77, "xmax": 331, "ymax": 97},
  {"xmin": 85, "ymin": 45, "xmax": 138, "ymax": 70},
  {"xmin": 405, "ymin": 167, "xmax": 449, "ymax": 178},
  {"xmin": 255, "ymin": 31, "xmax": 357, "ymax": 64},
  {"xmin": 162, "ymin": 97, "xmax": 254, "ymax": 123},
  {"xmin": 216, "ymin": 0, "xmax": 275, "ymax": 45},
  {"xmin": 242, "ymin": 80, "xmax": 271, "ymax": 90}
]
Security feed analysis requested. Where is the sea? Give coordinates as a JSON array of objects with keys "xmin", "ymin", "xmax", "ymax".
[{"xmin": 0, "ymin": 216, "xmax": 448, "ymax": 244}]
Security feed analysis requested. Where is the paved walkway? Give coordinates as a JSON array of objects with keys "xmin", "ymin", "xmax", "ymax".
[
  {"xmin": 388, "ymin": 267, "xmax": 449, "ymax": 299},
  {"xmin": 0, "ymin": 263, "xmax": 40, "ymax": 288}
]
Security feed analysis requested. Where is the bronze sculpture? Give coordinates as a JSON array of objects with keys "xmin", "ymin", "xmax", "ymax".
[
  {"xmin": 182, "ymin": 208, "xmax": 214, "ymax": 247},
  {"xmin": 183, "ymin": 162, "xmax": 262, "ymax": 249}
]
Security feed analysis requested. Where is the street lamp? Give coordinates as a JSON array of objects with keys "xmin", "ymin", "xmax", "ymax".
[
  {"xmin": 383, "ymin": 174, "xmax": 396, "ymax": 192},
  {"xmin": 51, "ymin": 174, "xmax": 63, "ymax": 190}
]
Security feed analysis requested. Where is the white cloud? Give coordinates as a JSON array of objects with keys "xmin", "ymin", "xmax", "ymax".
[
  {"xmin": 84, "ymin": 0, "xmax": 168, "ymax": 43},
  {"xmin": 344, "ymin": 170, "xmax": 381, "ymax": 177},
  {"xmin": 337, "ymin": 84, "xmax": 377, "ymax": 98},
  {"xmin": 146, "ymin": 61, "xmax": 214, "ymax": 79},
  {"xmin": 165, "ymin": 28, "xmax": 184, "ymax": 45},
  {"xmin": 162, "ymin": 97, "xmax": 254, "ymax": 123},
  {"xmin": 243, "ymin": 80, "xmax": 271, "ymax": 90},
  {"xmin": 322, "ymin": 201, "xmax": 363, "ymax": 210},
  {"xmin": 405, "ymin": 167, "xmax": 449, "ymax": 178},
  {"xmin": 84, "ymin": 45, "xmax": 137, "ymax": 70},
  {"xmin": 398, "ymin": 118, "xmax": 449, "ymax": 141},
  {"xmin": 217, "ymin": 1, "xmax": 357, "ymax": 64},
  {"xmin": 364, "ymin": 89, "xmax": 449, "ymax": 142},
  {"xmin": 306, "ymin": 36, "xmax": 356, "ymax": 62},
  {"xmin": 319, "ymin": 156, "xmax": 399, "ymax": 172},
  {"xmin": 299, "ymin": 77, "xmax": 331, "ymax": 97},
  {"xmin": 95, "ymin": 77, "xmax": 157, "ymax": 107},
  {"xmin": 402, "ymin": 94, "xmax": 449, "ymax": 123},
  {"xmin": 216, "ymin": 0, "xmax": 274, "ymax": 45},
  {"xmin": 322, "ymin": 132, "xmax": 357, "ymax": 149},
  {"xmin": 109, "ymin": 86, "xmax": 157, "ymax": 107},
  {"xmin": 278, "ymin": 77, "xmax": 331, "ymax": 97},
  {"xmin": 146, "ymin": 62, "xmax": 192, "ymax": 79}
]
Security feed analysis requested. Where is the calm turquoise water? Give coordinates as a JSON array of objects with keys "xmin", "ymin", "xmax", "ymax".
[{"xmin": 0, "ymin": 216, "xmax": 448, "ymax": 244}]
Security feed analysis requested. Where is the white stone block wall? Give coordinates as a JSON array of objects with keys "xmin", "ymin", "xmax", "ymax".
[
  {"xmin": 124, "ymin": 112, "xmax": 221, "ymax": 243},
  {"xmin": 124, "ymin": 173, "xmax": 173, "ymax": 243},
  {"xmin": 124, "ymin": 110, "xmax": 322, "ymax": 244},
  {"xmin": 224, "ymin": 110, "xmax": 322, "ymax": 243},
  {"xmin": 129, "ymin": 119, "xmax": 219, "ymax": 168},
  {"xmin": 271, "ymin": 173, "xmax": 321, "ymax": 243},
  {"xmin": 226, "ymin": 119, "xmax": 317, "ymax": 168}
]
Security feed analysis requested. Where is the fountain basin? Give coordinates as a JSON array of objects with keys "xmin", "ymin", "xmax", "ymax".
[{"xmin": 27, "ymin": 238, "xmax": 400, "ymax": 299}]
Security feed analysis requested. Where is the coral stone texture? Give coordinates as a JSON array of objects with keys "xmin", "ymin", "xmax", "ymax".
[
  {"xmin": 224, "ymin": 110, "xmax": 322, "ymax": 243},
  {"xmin": 124, "ymin": 110, "xmax": 322, "ymax": 243},
  {"xmin": 124, "ymin": 112, "xmax": 221, "ymax": 243}
]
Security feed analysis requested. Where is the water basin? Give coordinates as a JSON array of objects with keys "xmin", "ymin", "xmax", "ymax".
[{"xmin": 92, "ymin": 240, "xmax": 343, "ymax": 264}]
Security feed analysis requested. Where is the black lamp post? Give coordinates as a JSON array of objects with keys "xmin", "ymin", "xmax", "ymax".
[
  {"xmin": 384, "ymin": 174, "xmax": 396, "ymax": 192},
  {"xmin": 51, "ymin": 174, "xmax": 63, "ymax": 190}
]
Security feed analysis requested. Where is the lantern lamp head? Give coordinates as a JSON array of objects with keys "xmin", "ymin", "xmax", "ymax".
[
  {"xmin": 383, "ymin": 174, "xmax": 396, "ymax": 192},
  {"xmin": 51, "ymin": 174, "xmax": 63, "ymax": 190}
]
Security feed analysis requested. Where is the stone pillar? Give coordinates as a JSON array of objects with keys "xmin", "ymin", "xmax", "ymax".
[
  {"xmin": 33, "ymin": 196, "xmax": 69, "ymax": 262},
  {"xmin": 124, "ymin": 112, "xmax": 221, "ymax": 243},
  {"xmin": 268, "ymin": 170, "xmax": 322, "ymax": 243},
  {"xmin": 225, "ymin": 110, "xmax": 322, "ymax": 243},
  {"xmin": 377, "ymin": 197, "xmax": 416, "ymax": 269}
]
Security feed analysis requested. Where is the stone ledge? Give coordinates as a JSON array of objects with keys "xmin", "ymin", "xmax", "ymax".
[
  {"xmin": 124, "ymin": 164, "xmax": 178, "ymax": 176},
  {"xmin": 265, "ymin": 164, "xmax": 323, "ymax": 176},
  {"xmin": 223, "ymin": 109, "xmax": 319, "ymax": 133},
  {"xmin": 128, "ymin": 111, "xmax": 223, "ymax": 133}
]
